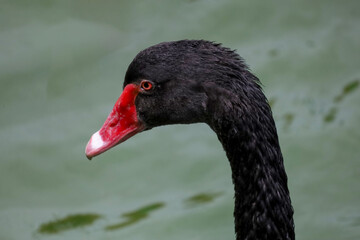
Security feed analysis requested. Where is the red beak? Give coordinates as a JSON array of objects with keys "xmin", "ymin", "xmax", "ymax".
[{"xmin": 85, "ymin": 84, "xmax": 145, "ymax": 160}]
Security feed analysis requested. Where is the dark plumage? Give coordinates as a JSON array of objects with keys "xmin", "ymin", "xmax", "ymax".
[{"xmin": 86, "ymin": 40, "xmax": 295, "ymax": 240}]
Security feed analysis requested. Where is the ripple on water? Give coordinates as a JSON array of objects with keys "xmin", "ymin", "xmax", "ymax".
[
  {"xmin": 268, "ymin": 97, "xmax": 276, "ymax": 108},
  {"xmin": 38, "ymin": 213, "xmax": 102, "ymax": 234},
  {"xmin": 184, "ymin": 192, "xmax": 222, "ymax": 207},
  {"xmin": 323, "ymin": 79, "xmax": 359, "ymax": 123},
  {"xmin": 283, "ymin": 113, "xmax": 295, "ymax": 130},
  {"xmin": 323, "ymin": 107, "xmax": 338, "ymax": 123},
  {"xmin": 105, "ymin": 202, "xmax": 165, "ymax": 231},
  {"xmin": 334, "ymin": 79, "xmax": 359, "ymax": 103}
]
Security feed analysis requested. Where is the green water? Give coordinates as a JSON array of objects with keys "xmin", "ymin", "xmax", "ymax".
[{"xmin": 1, "ymin": 1, "xmax": 359, "ymax": 239}]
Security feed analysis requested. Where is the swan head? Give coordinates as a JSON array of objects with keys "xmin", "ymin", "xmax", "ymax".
[{"xmin": 86, "ymin": 40, "xmax": 258, "ymax": 159}]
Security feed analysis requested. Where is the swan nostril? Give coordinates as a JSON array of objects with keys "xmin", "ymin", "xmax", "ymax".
[{"xmin": 108, "ymin": 117, "xmax": 118, "ymax": 127}]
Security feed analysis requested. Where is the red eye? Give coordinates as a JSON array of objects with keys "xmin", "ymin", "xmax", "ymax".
[{"xmin": 140, "ymin": 80, "xmax": 153, "ymax": 91}]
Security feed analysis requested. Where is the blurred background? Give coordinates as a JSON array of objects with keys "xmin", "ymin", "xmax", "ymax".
[{"xmin": 0, "ymin": 1, "xmax": 359, "ymax": 239}]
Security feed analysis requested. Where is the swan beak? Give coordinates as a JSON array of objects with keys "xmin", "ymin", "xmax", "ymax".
[{"xmin": 85, "ymin": 84, "xmax": 145, "ymax": 160}]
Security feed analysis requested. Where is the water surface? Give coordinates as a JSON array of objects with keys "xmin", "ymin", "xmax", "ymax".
[{"xmin": 0, "ymin": 1, "xmax": 359, "ymax": 240}]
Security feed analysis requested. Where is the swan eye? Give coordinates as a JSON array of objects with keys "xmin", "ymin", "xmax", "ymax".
[{"xmin": 140, "ymin": 80, "xmax": 153, "ymax": 91}]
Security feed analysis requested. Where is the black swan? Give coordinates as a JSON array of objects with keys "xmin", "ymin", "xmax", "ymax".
[{"xmin": 85, "ymin": 40, "xmax": 295, "ymax": 240}]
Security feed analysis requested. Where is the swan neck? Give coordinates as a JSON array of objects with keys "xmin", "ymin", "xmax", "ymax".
[{"xmin": 209, "ymin": 93, "xmax": 295, "ymax": 240}]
